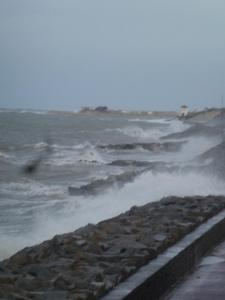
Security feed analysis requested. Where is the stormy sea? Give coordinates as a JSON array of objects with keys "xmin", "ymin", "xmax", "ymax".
[{"xmin": 1, "ymin": 109, "xmax": 225, "ymax": 260}]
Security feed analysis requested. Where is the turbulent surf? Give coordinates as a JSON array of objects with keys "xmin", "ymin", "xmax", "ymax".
[{"xmin": 0, "ymin": 109, "xmax": 225, "ymax": 260}]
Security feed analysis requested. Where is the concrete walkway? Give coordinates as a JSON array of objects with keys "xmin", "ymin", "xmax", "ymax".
[{"xmin": 167, "ymin": 239, "xmax": 225, "ymax": 300}]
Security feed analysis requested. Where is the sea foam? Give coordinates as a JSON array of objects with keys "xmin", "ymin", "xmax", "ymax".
[{"xmin": 1, "ymin": 170, "xmax": 225, "ymax": 260}]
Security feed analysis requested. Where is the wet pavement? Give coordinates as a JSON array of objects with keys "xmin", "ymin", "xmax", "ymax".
[{"xmin": 166, "ymin": 239, "xmax": 225, "ymax": 300}]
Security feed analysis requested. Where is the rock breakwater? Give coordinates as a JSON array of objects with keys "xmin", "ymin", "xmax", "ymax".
[
  {"xmin": 1, "ymin": 196, "xmax": 225, "ymax": 300},
  {"xmin": 197, "ymin": 141, "xmax": 225, "ymax": 177},
  {"xmin": 68, "ymin": 170, "xmax": 144, "ymax": 196},
  {"xmin": 161, "ymin": 123, "xmax": 224, "ymax": 140},
  {"xmin": 98, "ymin": 141, "xmax": 185, "ymax": 152}
]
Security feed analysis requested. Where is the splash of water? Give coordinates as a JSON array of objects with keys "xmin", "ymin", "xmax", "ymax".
[{"xmin": 1, "ymin": 170, "xmax": 225, "ymax": 261}]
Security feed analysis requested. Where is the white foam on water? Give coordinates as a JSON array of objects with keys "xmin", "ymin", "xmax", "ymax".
[
  {"xmin": 22, "ymin": 142, "xmax": 48, "ymax": 150},
  {"xmin": 0, "ymin": 151, "xmax": 10, "ymax": 159},
  {"xmin": 151, "ymin": 137, "xmax": 221, "ymax": 163},
  {"xmin": 79, "ymin": 148, "xmax": 105, "ymax": 163},
  {"xmin": 128, "ymin": 118, "xmax": 168, "ymax": 124},
  {"xmin": 18, "ymin": 110, "xmax": 48, "ymax": 115},
  {"xmin": 107, "ymin": 119, "xmax": 191, "ymax": 141},
  {"xmin": 0, "ymin": 116, "xmax": 224, "ymax": 262},
  {"xmin": 128, "ymin": 118, "xmax": 191, "ymax": 132},
  {"xmin": 71, "ymin": 142, "xmax": 94, "ymax": 150},
  {"xmin": 47, "ymin": 144, "xmax": 105, "ymax": 166},
  {"xmin": 39, "ymin": 171, "xmax": 225, "ymax": 234},
  {"xmin": 0, "ymin": 180, "xmax": 65, "ymax": 198},
  {"xmin": 1, "ymin": 170, "xmax": 225, "ymax": 261},
  {"xmin": 17, "ymin": 142, "xmax": 105, "ymax": 166},
  {"xmin": 115, "ymin": 126, "xmax": 164, "ymax": 140},
  {"xmin": 51, "ymin": 142, "xmax": 94, "ymax": 150},
  {"xmin": 33, "ymin": 142, "xmax": 48, "ymax": 149}
]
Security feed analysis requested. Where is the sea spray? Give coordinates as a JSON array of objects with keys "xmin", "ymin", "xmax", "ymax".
[
  {"xmin": 0, "ymin": 111, "xmax": 224, "ymax": 262},
  {"xmin": 1, "ymin": 170, "xmax": 225, "ymax": 261}
]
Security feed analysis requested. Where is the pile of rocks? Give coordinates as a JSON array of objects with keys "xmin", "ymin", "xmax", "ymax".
[{"xmin": 1, "ymin": 196, "xmax": 225, "ymax": 300}]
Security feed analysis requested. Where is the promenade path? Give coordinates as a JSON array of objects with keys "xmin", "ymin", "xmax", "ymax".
[{"xmin": 167, "ymin": 239, "xmax": 225, "ymax": 300}]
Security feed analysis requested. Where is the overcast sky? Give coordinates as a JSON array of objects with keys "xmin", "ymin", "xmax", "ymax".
[{"xmin": 0, "ymin": 0, "xmax": 225, "ymax": 111}]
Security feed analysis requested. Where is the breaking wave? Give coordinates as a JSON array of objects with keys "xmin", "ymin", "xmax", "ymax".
[
  {"xmin": 107, "ymin": 120, "xmax": 191, "ymax": 141},
  {"xmin": 1, "ymin": 170, "xmax": 225, "ymax": 260},
  {"xmin": 18, "ymin": 110, "xmax": 48, "ymax": 115},
  {"xmin": 1, "ymin": 112, "xmax": 225, "ymax": 262},
  {"xmin": 0, "ymin": 180, "xmax": 65, "ymax": 198},
  {"xmin": 115, "ymin": 126, "xmax": 164, "ymax": 140},
  {"xmin": 46, "ymin": 143, "xmax": 105, "ymax": 166},
  {"xmin": 0, "ymin": 151, "xmax": 10, "ymax": 160}
]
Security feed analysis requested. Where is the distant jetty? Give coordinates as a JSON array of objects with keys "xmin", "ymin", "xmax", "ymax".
[
  {"xmin": 48, "ymin": 106, "xmax": 225, "ymax": 120},
  {"xmin": 79, "ymin": 106, "xmax": 177, "ymax": 117},
  {"xmin": 182, "ymin": 107, "xmax": 225, "ymax": 123}
]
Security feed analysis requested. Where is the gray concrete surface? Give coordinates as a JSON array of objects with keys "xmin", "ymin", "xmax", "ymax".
[
  {"xmin": 102, "ymin": 209, "xmax": 225, "ymax": 300},
  {"xmin": 166, "ymin": 239, "xmax": 225, "ymax": 300}
]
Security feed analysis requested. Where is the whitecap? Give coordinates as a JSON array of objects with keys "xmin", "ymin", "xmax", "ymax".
[
  {"xmin": 110, "ymin": 119, "xmax": 191, "ymax": 141},
  {"xmin": 115, "ymin": 126, "xmax": 164, "ymax": 140},
  {"xmin": 46, "ymin": 143, "xmax": 105, "ymax": 166},
  {"xmin": 79, "ymin": 148, "xmax": 105, "ymax": 163},
  {"xmin": 128, "ymin": 118, "xmax": 169, "ymax": 124},
  {"xmin": 0, "ymin": 151, "xmax": 10, "ymax": 159},
  {"xmin": 18, "ymin": 110, "xmax": 48, "ymax": 115},
  {"xmin": 0, "ymin": 181, "xmax": 65, "ymax": 198},
  {"xmin": 21, "ymin": 142, "xmax": 48, "ymax": 150},
  {"xmin": 1, "ymin": 169, "xmax": 225, "ymax": 261}
]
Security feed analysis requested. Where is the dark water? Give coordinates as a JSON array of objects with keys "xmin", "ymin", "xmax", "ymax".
[
  {"xmin": 1, "ymin": 110, "xmax": 224, "ymax": 260},
  {"xmin": 0, "ymin": 110, "xmax": 173, "ymax": 185}
]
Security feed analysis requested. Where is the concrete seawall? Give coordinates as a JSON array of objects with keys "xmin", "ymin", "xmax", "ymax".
[{"xmin": 102, "ymin": 206, "xmax": 225, "ymax": 300}]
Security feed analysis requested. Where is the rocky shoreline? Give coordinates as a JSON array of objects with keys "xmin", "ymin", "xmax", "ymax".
[{"xmin": 1, "ymin": 196, "xmax": 225, "ymax": 300}]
